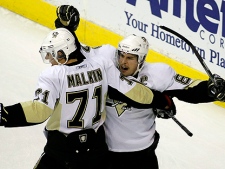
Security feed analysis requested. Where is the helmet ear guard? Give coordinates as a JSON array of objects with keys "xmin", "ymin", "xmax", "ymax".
[
  {"xmin": 39, "ymin": 28, "xmax": 76, "ymax": 64},
  {"xmin": 117, "ymin": 34, "xmax": 149, "ymax": 76}
]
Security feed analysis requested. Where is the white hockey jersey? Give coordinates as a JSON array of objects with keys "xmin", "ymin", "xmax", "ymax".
[
  {"xmin": 4, "ymin": 47, "xmax": 159, "ymax": 135},
  {"xmin": 92, "ymin": 44, "xmax": 198, "ymax": 152}
]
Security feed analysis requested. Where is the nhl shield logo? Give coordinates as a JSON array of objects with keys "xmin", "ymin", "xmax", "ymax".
[{"xmin": 79, "ymin": 134, "xmax": 87, "ymax": 143}]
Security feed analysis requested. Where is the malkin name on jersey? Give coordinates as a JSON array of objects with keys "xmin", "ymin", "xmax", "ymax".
[{"xmin": 67, "ymin": 68, "xmax": 103, "ymax": 88}]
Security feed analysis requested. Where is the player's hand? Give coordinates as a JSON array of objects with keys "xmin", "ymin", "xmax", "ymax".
[
  {"xmin": 0, "ymin": 103, "xmax": 7, "ymax": 126},
  {"xmin": 55, "ymin": 5, "xmax": 80, "ymax": 31},
  {"xmin": 208, "ymin": 74, "xmax": 225, "ymax": 101},
  {"xmin": 153, "ymin": 95, "xmax": 176, "ymax": 119},
  {"xmin": 57, "ymin": 5, "xmax": 77, "ymax": 21},
  {"xmin": 153, "ymin": 109, "xmax": 176, "ymax": 119}
]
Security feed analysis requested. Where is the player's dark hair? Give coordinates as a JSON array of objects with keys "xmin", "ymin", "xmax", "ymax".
[{"xmin": 55, "ymin": 18, "xmax": 85, "ymax": 61}]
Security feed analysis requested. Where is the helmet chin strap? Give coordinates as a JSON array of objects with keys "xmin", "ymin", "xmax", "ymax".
[
  {"xmin": 132, "ymin": 62, "xmax": 145, "ymax": 77},
  {"xmin": 53, "ymin": 56, "xmax": 69, "ymax": 65}
]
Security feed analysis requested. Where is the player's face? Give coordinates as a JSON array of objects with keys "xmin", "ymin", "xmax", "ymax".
[
  {"xmin": 45, "ymin": 52, "xmax": 58, "ymax": 66},
  {"xmin": 118, "ymin": 52, "xmax": 138, "ymax": 76}
]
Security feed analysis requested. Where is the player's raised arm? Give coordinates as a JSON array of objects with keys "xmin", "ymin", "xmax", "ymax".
[{"xmin": 164, "ymin": 74, "xmax": 225, "ymax": 103}]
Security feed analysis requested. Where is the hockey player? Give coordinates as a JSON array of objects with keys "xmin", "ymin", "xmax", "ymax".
[
  {"xmin": 0, "ymin": 27, "xmax": 176, "ymax": 169},
  {"xmin": 103, "ymin": 35, "xmax": 225, "ymax": 169},
  {"xmin": 55, "ymin": 5, "xmax": 225, "ymax": 169}
]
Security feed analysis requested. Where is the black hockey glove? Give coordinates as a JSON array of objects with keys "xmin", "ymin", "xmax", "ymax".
[
  {"xmin": 153, "ymin": 109, "xmax": 176, "ymax": 119},
  {"xmin": 55, "ymin": 5, "xmax": 80, "ymax": 32},
  {"xmin": 208, "ymin": 74, "xmax": 225, "ymax": 102},
  {"xmin": 0, "ymin": 103, "xmax": 7, "ymax": 126},
  {"xmin": 153, "ymin": 95, "xmax": 176, "ymax": 119}
]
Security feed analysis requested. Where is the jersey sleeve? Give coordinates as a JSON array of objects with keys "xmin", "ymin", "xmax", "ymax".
[
  {"xmin": 145, "ymin": 63, "xmax": 214, "ymax": 103},
  {"xmin": 163, "ymin": 70, "xmax": 214, "ymax": 103},
  {"xmin": 164, "ymin": 79, "xmax": 214, "ymax": 103},
  {"xmin": 3, "ymin": 68, "xmax": 59, "ymax": 127},
  {"xmin": 142, "ymin": 63, "xmax": 214, "ymax": 104}
]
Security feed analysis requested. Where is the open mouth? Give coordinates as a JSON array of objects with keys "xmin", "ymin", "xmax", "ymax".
[{"xmin": 120, "ymin": 65, "xmax": 128, "ymax": 71}]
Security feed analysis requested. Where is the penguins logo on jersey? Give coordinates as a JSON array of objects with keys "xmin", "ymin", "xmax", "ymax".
[
  {"xmin": 79, "ymin": 134, "xmax": 87, "ymax": 143},
  {"xmin": 106, "ymin": 99, "xmax": 131, "ymax": 116},
  {"xmin": 52, "ymin": 32, "xmax": 59, "ymax": 38}
]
